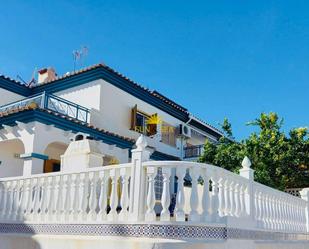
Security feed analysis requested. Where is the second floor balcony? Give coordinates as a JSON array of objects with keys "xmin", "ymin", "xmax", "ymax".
[
  {"xmin": 0, "ymin": 92, "xmax": 90, "ymax": 123},
  {"xmin": 184, "ymin": 144, "xmax": 204, "ymax": 159}
]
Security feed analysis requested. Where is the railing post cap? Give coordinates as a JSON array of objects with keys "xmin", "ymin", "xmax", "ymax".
[
  {"xmin": 135, "ymin": 134, "xmax": 147, "ymax": 150},
  {"xmin": 242, "ymin": 156, "xmax": 252, "ymax": 169},
  {"xmin": 300, "ymin": 188, "xmax": 309, "ymax": 200}
]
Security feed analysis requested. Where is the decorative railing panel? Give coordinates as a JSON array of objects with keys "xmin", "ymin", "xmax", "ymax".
[
  {"xmin": 0, "ymin": 164, "xmax": 131, "ymax": 223},
  {"xmin": 184, "ymin": 145, "xmax": 204, "ymax": 159},
  {"xmin": 0, "ymin": 92, "xmax": 90, "ymax": 123}
]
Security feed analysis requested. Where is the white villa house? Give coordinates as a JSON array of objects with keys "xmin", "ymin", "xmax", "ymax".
[
  {"xmin": 0, "ymin": 64, "xmax": 308, "ymax": 249},
  {"xmin": 0, "ymin": 64, "xmax": 222, "ymax": 178}
]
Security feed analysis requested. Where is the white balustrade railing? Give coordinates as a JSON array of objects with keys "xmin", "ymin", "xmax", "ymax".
[
  {"xmin": 143, "ymin": 161, "xmax": 250, "ymax": 223},
  {"xmin": 253, "ymin": 182, "xmax": 307, "ymax": 233},
  {"xmin": 0, "ymin": 163, "xmax": 131, "ymax": 223},
  {"xmin": 142, "ymin": 160, "xmax": 308, "ymax": 233},
  {"xmin": 0, "ymin": 135, "xmax": 308, "ymax": 234}
]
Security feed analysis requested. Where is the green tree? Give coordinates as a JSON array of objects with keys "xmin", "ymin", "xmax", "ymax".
[{"xmin": 199, "ymin": 113, "xmax": 309, "ymax": 190}]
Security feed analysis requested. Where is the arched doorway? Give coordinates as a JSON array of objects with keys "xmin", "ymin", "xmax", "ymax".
[
  {"xmin": 0, "ymin": 139, "xmax": 25, "ymax": 177},
  {"xmin": 44, "ymin": 142, "xmax": 68, "ymax": 173}
]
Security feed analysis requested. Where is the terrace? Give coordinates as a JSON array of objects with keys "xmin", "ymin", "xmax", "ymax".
[{"xmin": 0, "ymin": 135, "xmax": 308, "ymax": 244}]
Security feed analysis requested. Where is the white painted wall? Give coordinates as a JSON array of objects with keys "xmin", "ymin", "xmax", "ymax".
[
  {"xmin": 56, "ymin": 80, "xmax": 102, "ymax": 110},
  {"xmin": 0, "ymin": 139, "xmax": 25, "ymax": 177},
  {"xmin": 55, "ymin": 79, "xmax": 185, "ymax": 158},
  {"xmin": 0, "ymin": 89, "xmax": 24, "ymax": 106}
]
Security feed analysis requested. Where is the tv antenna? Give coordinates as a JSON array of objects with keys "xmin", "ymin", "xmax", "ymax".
[
  {"xmin": 16, "ymin": 67, "xmax": 38, "ymax": 87},
  {"xmin": 73, "ymin": 46, "xmax": 89, "ymax": 71}
]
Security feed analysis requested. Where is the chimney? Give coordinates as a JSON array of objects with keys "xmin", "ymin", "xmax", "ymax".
[
  {"xmin": 60, "ymin": 133, "xmax": 104, "ymax": 172},
  {"xmin": 38, "ymin": 67, "xmax": 57, "ymax": 84}
]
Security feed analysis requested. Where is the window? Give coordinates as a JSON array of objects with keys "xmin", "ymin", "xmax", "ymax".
[
  {"xmin": 130, "ymin": 105, "xmax": 157, "ymax": 136},
  {"xmin": 161, "ymin": 121, "xmax": 177, "ymax": 147}
]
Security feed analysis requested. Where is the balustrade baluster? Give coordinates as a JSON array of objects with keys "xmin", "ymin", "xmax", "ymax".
[
  {"xmin": 277, "ymin": 197, "xmax": 282, "ymax": 231},
  {"xmin": 1, "ymin": 182, "xmax": 9, "ymax": 220},
  {"xmin": 32, "ymin": 178, "xmax": 41, "ymax": 221},
  {"xmin": 269, "ymin": 195, "xmax": 275, "ymax": 230},
  {"xmin": 234, "ymin": 182, "xmax": 241, "ymax": 217},
  {"xmin": 282, "ymin": 198, "xmax": 288, "ymax": 231},
  {"xmin": 271, "ymin": 196, "xmax": 276, "ymax": 230},
  {"xmin": 210, "ymin": 174, "xmax": 219, "ymax": 222},
  {"xmin": 264, "ymin": 194, "xmax": 270, "ymax": 229},
  {"xmin": 71, "ymin": 174, "xmax": 80, "ymax": 221},
  {"xmin": 201, "ymin": 170, "xmax": 210, "ymax": 222},
  {"xmin": 175, "ymin": 167, "xmax": 187, "ymax": 221},
  {"xmin": 239, "ymin": 184, "xmax": 246, "ymax": 217},
  {"xmin": 39, "ymin": 177, "xmax": 48, "ymax": 221},
  {"xmin": 223, "ymin": 179, "xmax": 230, "ymax": 216},
  {"xmin": 108, "ymin": 169, "xmax": 118, "ymax": 221},
  {"xmin": 88, "ymin": 172, "xmax": 98, "ymax": 221},
  {"xmin": 189, "ymin": 167, "xmax": 200, "ymax": 221},
  {"xmin": 302, "ymin": 201, "xmax": 307, "ymax": 232},
  {"xmin": 160, "ymin": 167, "xmax": 171, "ymax": 221},
  {"xmin": 291, "ymin": 201, "xmax": 296, "ymax": 231},
  {"xmin": 254, "ymin": 190, "xmax": 259, "ymax": 222},
  {"xmin": 6, "ymin": 182, "xmax": 14, "ymax": 221},
  {"xmin": 64, "ymin": 175, "xmax": 73, "ymax": 222},
  {"xmin": 145, "ymin": 167, "xmax": 157, "ymax": 222},
  {"xmin": 257, "ymin": 191, "xmax": 263, "ymax": 228},
  {"xmin": 287, "ymin": 201, "xmax": 293, "ymax": 232},
  {"xmin": 296, "ymin": 200, "xmax": 301, "ymax": 232},
  {"xmin": 47, "ymin": 176, "xmax": 56, "ymax": 221},
  {"xmin": 79, "ymin": 173, "xmax": 89, "ymax": 221},
  {"xmin": 24, "ymin": 179, "xmax": 33, "ymax": 221},
  {"xmin": 11, "ymin": 180, "xmax": 19, "ymax": 221},
  {"xmin": 17, "ymin": 179, "xmax": 26, "ymax": 221},
  {"xmin": 56, "ymin": 175, "xmax": 65, "ymax": 222},
  {"xmin": 218, "ymin": 177, "xmax": 225, "ymax": 217},
  {"xmin": 119, "ymin": 168, "xmax": 130, "ymax": 221},
  {"xmin": 229, "ymin": 181, "xmax": 235, "ymax": 216},
  {"xmin": 98, "ymin": 172, "xmax": 108, "ymax": 220},
  {"xmin": 0, "ymin": 184, "xmax": 3, "ymax": 215}
]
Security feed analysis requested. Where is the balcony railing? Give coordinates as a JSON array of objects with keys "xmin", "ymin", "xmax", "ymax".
[
  {"xmin": 0, "ymin": 92, "xmax": 90, "ymax": 123},
  {"xmin": 0, "ymin": 135, "xmax": 308, "ymax": 234},
  {"xmin": 184, "ymin": 144, "xmax": 204, "ymax": 159}
]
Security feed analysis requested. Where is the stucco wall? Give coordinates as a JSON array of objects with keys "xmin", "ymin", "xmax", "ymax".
[
  {"xmin": 55, "ymin": 79, "xmax": 185, "ymax": 158},
  {"xmin": 0, "ymin": 139, "xmax": 25, "ymax": 177}
]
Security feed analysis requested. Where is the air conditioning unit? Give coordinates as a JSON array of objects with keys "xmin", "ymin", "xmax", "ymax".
[{"xmin": 178, "ymin": 124, "xmax": 192, "ymax": 138}]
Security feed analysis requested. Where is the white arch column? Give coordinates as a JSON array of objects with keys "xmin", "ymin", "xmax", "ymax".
[{"xmin": 19, "ymin": 122, "xmax": 73, "ymax": 176}]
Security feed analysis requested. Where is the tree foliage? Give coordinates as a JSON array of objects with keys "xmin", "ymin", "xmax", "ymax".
[{"xmin": 199, "ymin": 113, "xmax": 309, "ymax": 190}]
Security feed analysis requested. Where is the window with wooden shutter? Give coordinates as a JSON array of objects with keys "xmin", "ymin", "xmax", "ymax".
[
  {"xmin": 130, "ymin": 105, "xmax": 137, "ymax": 130},
  {"xmin": 161, "ymin": 121, "xmax": 176, "ymax": 147},
  {"xmin": 147, "ymin": 113, "xmax": 158, "ymax": 136},
  {"xmin": 130, "ymin": 105, "xmax": 158, "ymax": 136}
]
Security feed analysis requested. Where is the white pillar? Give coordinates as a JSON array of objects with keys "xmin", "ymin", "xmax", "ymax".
[
  {"xmin": 239, "ymin": 156, "xmax": 255, "ymax": 224},
  {"xmin": 300, "ymin": 188, "xmax": 309, "ymax": 233},
  {"xmin": 129, "ymin": 135, "xmax": 151, "ymax": 222},
  {"xmin": 23, "ymin": 158, "xmax": 44, "ymax": 176}
]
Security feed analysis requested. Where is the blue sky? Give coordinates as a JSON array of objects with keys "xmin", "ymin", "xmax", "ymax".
[{"xmin": 0, "ymin": 1, "xmax": 308, "ymax": 139}]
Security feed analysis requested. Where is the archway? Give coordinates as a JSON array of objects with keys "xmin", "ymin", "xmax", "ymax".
[
  {"xmin": 0, "ymin": 139, "xmax": 25, "ymax": 177},
  {"xmin": 43, "ymin": 142, "xmax": 68, "ymax": 173}
]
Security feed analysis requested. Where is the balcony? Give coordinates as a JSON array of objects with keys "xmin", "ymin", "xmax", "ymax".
[
  {"xmin": 0, "ymin": 92, "xmax": 90, "ymax": 123},
  {"xmin": 184, "ymin": 144, "xmax": 204, "ymax": 159},
  {"xmin": 0, "ymin": 135, "xmax": 308, "ymax": 240}
]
